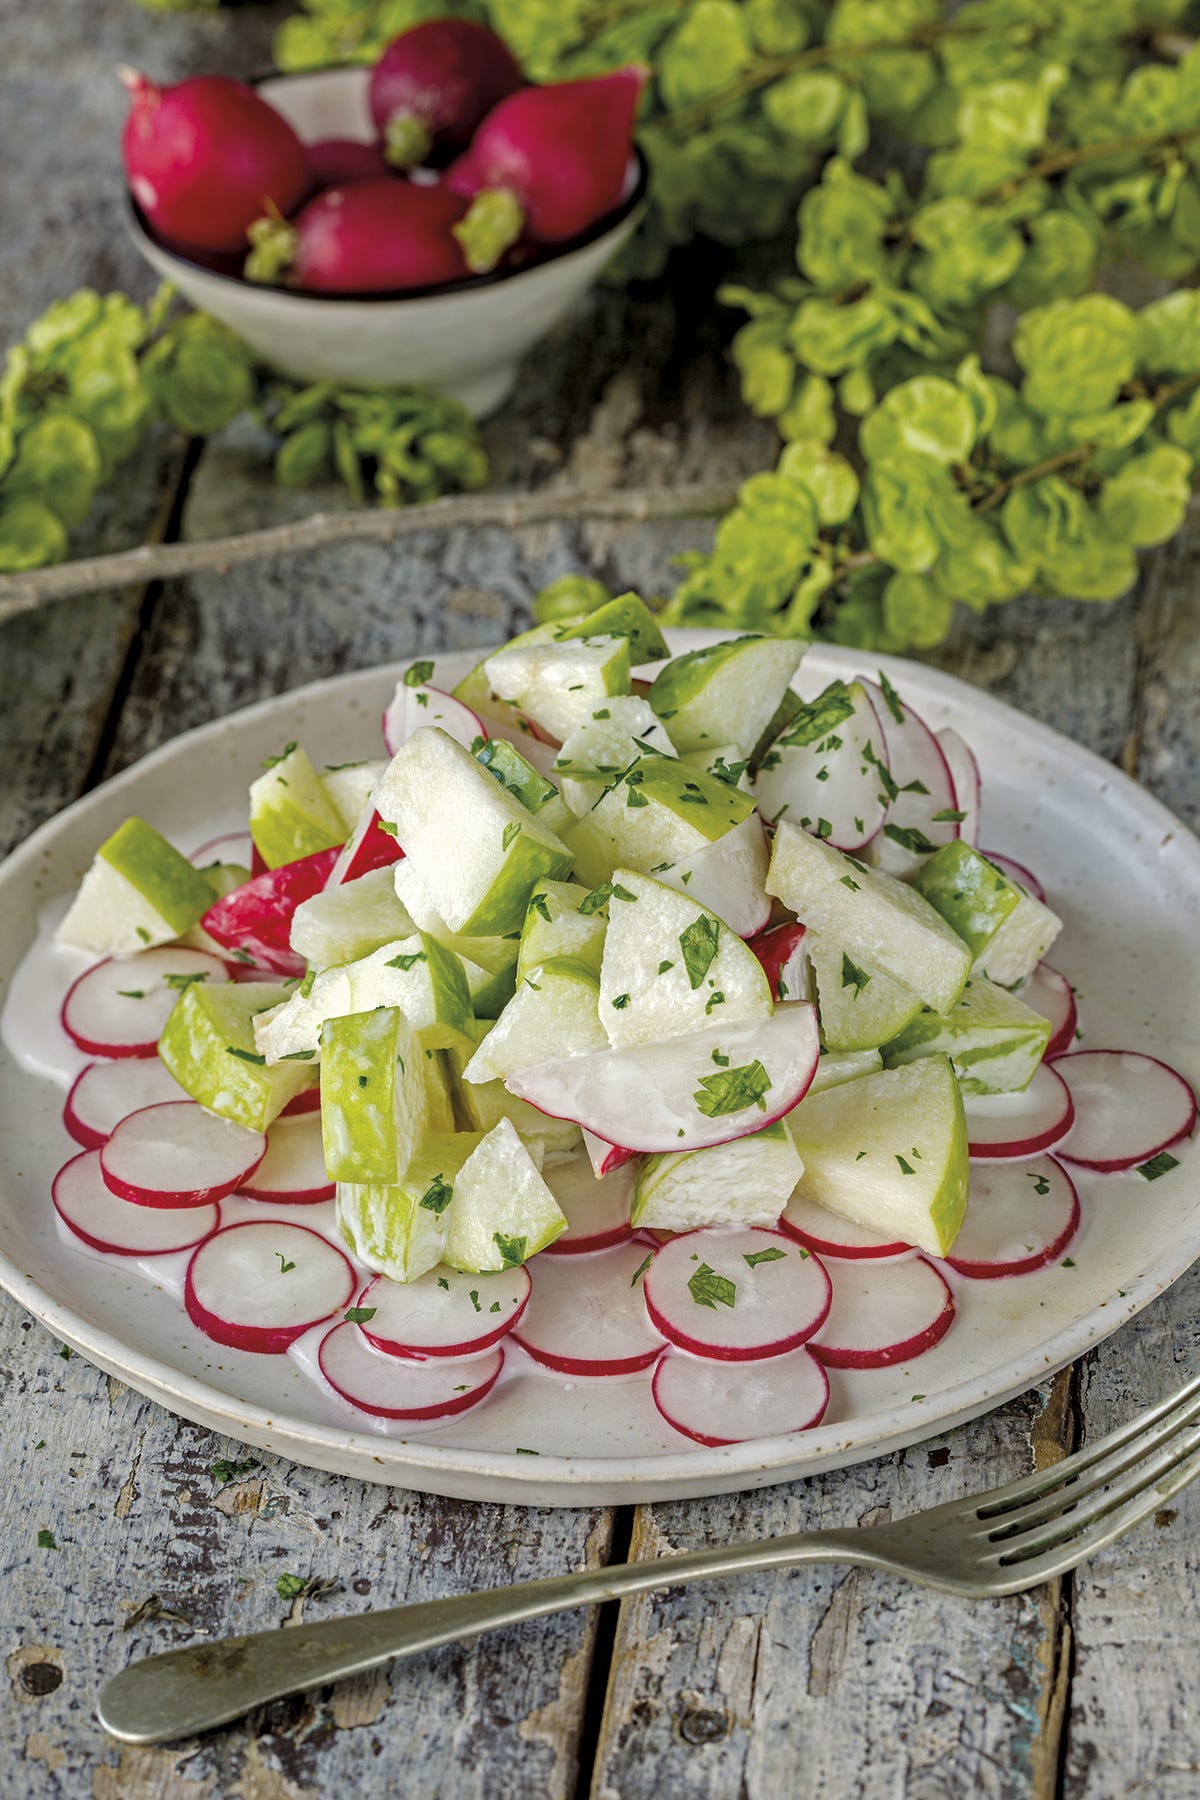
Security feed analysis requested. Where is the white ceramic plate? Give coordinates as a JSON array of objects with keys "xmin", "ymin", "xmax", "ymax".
[{"xmin": 1, "ymin": 633, "xmax": 1198, "ymax": 1505}]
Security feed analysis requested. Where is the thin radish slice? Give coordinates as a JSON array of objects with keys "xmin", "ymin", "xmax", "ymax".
[
  {"xmin": 946, "ymin": 1156, "xmax": 1080, "ymax": 1278},
  {"xmin": 643, "ymin": 1227, "xmax": 831, "ymax": 1362},
  {"xmin": 238, "ymin": 1112, "xmax": 333, "ymax": 1204},
  {"xmin": 964, "ymin": 1062, "xmax": 1074, "ymax": 1161},
  {"xmin": 748, "ymin": 922, "xmax": 810, "ymax": 1005},
  {"xmin": 53, "ymin": 1151, "xmax": 220, "ymax": 1257},
  {"xmin": 858, "ymin": 675, "xmax": 959, "ymax": 876},
  {"xmin": 186, "ymin": 1220, "xmax": 355, "ymax": 1353},
  {"xmin": 509, "ymin": 1003, "xmax": 821, "ymax": 1155},
  {"xmin": 936, "ymin": 727, "xmax": 980, "ymax": 846},
  {"xmin": 981, "ymin": 848, "xmax": 1046, "ymax": 903},
  {"xmin": 356, "ymin": 1265, "xmax": 530, "ymax": 1358},
  {"xmin": 780, "ymin": 1192, "xmax": 913, "ymax": 1262},
  {"xmin": 102, "ymin": 1101, "xmax": 267, "ymax": 1208},
  {"xmin": 319, "ymin": 1325, "xmax": 503, "ymax": 1419},
  {"xmin": 326, "ymin": 806, "xmax": 404, "ymax": 886},
  {"xmin": 1054, "ymin": 1050, "xmax": 1197, "ymax": 1173},
  {"xmin": 62, "ymin": 948, "xmax": 229, "ymax": 1058},
  {"xmin": 582, "ymin": 1130, "xmax": 636, "ymax": 1180},
  {"xmin": 1019, "ymin": 963, "xmax": 1077, "ymax": 1059},
  {"xmin": 64, "ymin": 1057, "xmax": 186, "ymax": 1149},
  {"xmin": 200, "ymin": 847, "xmax": 341, "ymax": 977},
  {"xmin": 652, "ymin": 1343, "xmax": 829, "ymax": 1446},
  {"xmin": 811, "ymin": 1256, "xmax": 955, "ymax": 1369},
  {"xmin": 383, "ymin": 680, "xmax": 486, "ymax": 757},
  {"xmin": 541, "ymin": 1154, "xmax": 634, "ymax": 1255},
  {"xmin": 282, "ymin": 1084, "xmax": 322, "ymax": 1118},
  {"xmin": 751, "ymin": 680, "xmax": 889, "ymax": 855},
  {"xmin": 189, "ymin": 832, "xmax": 254, "ymax": 869},
  {"xmin": 513, "ymin": 1240, "xmax": 666, "ymax": 1376}
]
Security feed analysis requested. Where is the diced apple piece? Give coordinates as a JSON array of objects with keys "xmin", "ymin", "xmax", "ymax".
[
  {"xmin": 463, "ymin": 957, "xmax": 606, "ymax": 1083},
  {"xmin": 809, "ymin": 929, "xmax": 924, "ymax": 1052},
  {"xmin": 677, "ymin": 745, "xmax": 752, "ymax": 789},
  {"xmin": 290, "ymin": 866, "xmax": 417, "ymax": 969},
  {"xmin": 912, "ymin": 840, "xmax": 1062, "ymax": 987},
  {"xmin": 807, "ymin": 1047, "xmax": 883, "ymax": 1094},
  {"xmin": 253, "ymin": 932, "xmax": 474, "ymax": 1063},
  {"xmin": 57, "ymin": 817, "xmax": 218, "ymax": 955},
  {"xmin": 320, "ymin": 1006, "xmax": 436, "ymax": 1184},
  {"xmin": 158, "ymin": 980, "xmax": 315, "ymax": 1132},
  {"xmin": 393, "ymin": 858, "xmax": 521, "ymax": 977},
  {"xmin": 442, "ymin": 1117, "xmax": 567, "ymax": 1273},
  {"xmin": 249, "ymin": 743, "xmax": 345, "ymax": 870},
  {"xmin": 448, "ymin": 1034, "xmax": 583, "ymax": 1154},
  {"xmin": 554, "ymin": 697, "xmax": 677, "ymax": 815},
  {"xmin": 564, "ymin": 757, "xmax": 756, "ymax": 886},
  {"xmin": 318, "ymin": 759, "xmax": 388, "ymax": 832},
  {"xmin": 557, "ymin": 591, "xmax": 670, "ymax": 665},
  {"xmin": 632, "ymin": 1119, "xmax": 803, "ymax": 1232},
  {"xmin": 517, "ymin": 879, "xmax": 608, "ymax": 982},
  {"xmin": 767, "ymin": 822, "xmax": 971, "ymax": 1014},
  {"xmin": 786, "ymin": 1056, "xmax": 968, "ymax": 1257},
  {"xmin": 656, "ymin": 814, "xmax": 771, "ymax": 938},
  {"xmin": 335, "ymin": 1137, "xmax": 470, "ymax": 1285},
  {"xmin": 484, "ymin": 634, "xmax": 631, "ymax": 744},
  {"xmin": 648, "ymin": 635, "xmax": 806, "ymax": 758},
  {"xmin": 884, "ymin": 975, "xmax": 1052, "ymax": 1094},
  {"xmin": 181, "ymin": 861, "xmax": 253, "ymax": 956},
  {"xmin": 474, "ymin": 736, "xmax": 574, "ymax": 838}
]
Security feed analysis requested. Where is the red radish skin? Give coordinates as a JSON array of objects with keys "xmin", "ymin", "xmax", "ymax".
[
  {"xmin": 246, "ymin": 180, "xmax": 471, "ymax": 293},
  {"xmin": 238, "ymin": 1112, "xmax": 334, "ymax": 1205},
  {"xmin": 53, "ymin": 1151, "xmax": 220, "ymax": 1258},
  {"xmin": 981, "ymin": 848, "xmax": 1046, "ymax": 903},
  {"xmin": 936, "ymin": 727, "xmax": 981, "ymax": 847},
  {"xmin": 780, "ymin": 1193, "xmax": 914, "ymax": 1262},
  {"xmin": 963, "ymin": 1062, "xmax": 1075, "ymax": 1161},
  {"xmin": 1020, "ymin": 963, "xmax": 1077, "ymax": 1059},
  {"xmin": 652, "ymin": 1344, "xmax": 829, "ymax": 1447},
  {"xmin": 328, "ymin": 808, "xmax": 404, "ymax": 887},
  {"xmin": 307, "ymin": 138, "xmax": 392, "ymax": 186},
  {"xmin": 101, "ymin": 1101, "xmax": 266, "ymax": 1209},
  {"xmin": 540, "ymin": 1155, "xmax": 634, "ymax": 1256},
  {"xmin": 370, "ymin": 20, "xmax": 523, "ymax": 170},
  {"xmin": 748, "ymin": 922, "xmax": 808, "ymax": 1004},
  {"xmin": 382, "ymin": 682, "xmax": 486, "ymax": 758},
  {"xmin": 1053, "ymin": 1050, "xmax": 1197, "ymax": 1173},
  {"xmin": 61, "ymin": 948, "xmax": 230, "ymax": 1059},
  {"xmin": 318, "ymin": 1324, "xmax": 503, "ymax": 1419},
  {"xmin": 582, "ymin": 1131, "xmax": 637, "ymax": 1181},
  {"xmin": 283, "ymin": 1084, "xmax": 322, "ymax": 1118},
  {"xmin": 446, "ymin": 68, "xmax": 646, "ymax": 272},
  {"xmin": 121, "ymin": 70, "xmax": 310, "ymax": 255},
  {"xmin": 811, "ymin": 1256, "xmax": 956, "ymax": 1369},
  {"xmin": 64, "ymin": 1057, "xmax": 186, "ymax": 1150},
  {"xmin": 946, "ymin": 1156, "xmax": 1080, "ymax": 1279},
  {"xmin": 355, "ymin": 1266, "xmax": 530, "ymax": 1359},
  {"xmin": 201, "ymin": 846, "xmax": 341, "ymax": 977},
  {"xmin": 513, "ymin": 1240, "xmax": 666, "ymax": 1376},
  {"xmin": 858, "ymin": 675, "xmax": 960, "ymax": 876},
  {"xmin": 186, "ymin": 1220, "xmax": 355, "ymax": 1353},
  {"xmin": 188, "ymin": 831, "xmax": 254, "ymax": 869},
  {"xmin": 642, "ymin": 1228, "xmax": 831, "ymax": 1363}
]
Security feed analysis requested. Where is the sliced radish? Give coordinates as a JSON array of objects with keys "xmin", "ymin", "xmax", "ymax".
[
  {"xmin": 1020, "ymin": 963, "xmax": 1077, "ymax": 1059},
  {"xmin": 102, "ymin": 1101, "xmax": 267, "ymax": 1208},
  {"xmin": 383, "ymin": 680, "xmax": 486, "ymax": 757},
  {"xmin": 64, "ymin": 1057, "xmax": 186, "ymax": 1149},
  {"xmin": 326, "ymin": 806, "xmax": 404, "ymax": 886},
  {"xmin": 186, "ymin": 1220, "xmax": 355, "ymax": 1353},
  {"xmin": 52, "ymin": 1150, "xmax": 220, "ymax": 1257},
  {"xmin": 355, "ymin": 1265, "xmax": 530, "ymax": 1358},
  {"xmin": 540, "ymin": 1154, "xmax": 634, "ymax": 1255},
  {"xmin": 858, "ymin": 675, "xmax": 959, "ymax": 876},
  {"xmin": 200, "ymin": 847, "xmax": 341, "ymax": 977},
  {"xmin": 61, "ymin": 948, "xmax": 230, "ymax": 1058},
  {"xmin": 238, "ymin": 1111, "xmax": 333, "ymax": 1204},
  {"xmin": 652, "ymin": 1343, "xmax": 829, "ymax": 1445},
  {"xmin": 810, "ymin": 1255, "xmax": 955, "ymax": 1368},
  {"xmin": 318, "ymin": 1324, "xmax": 503, "ymax": 1419},
  {"xmin": 512, "ymin": 1240, "xmax": 666, "ymax": 1375},
  {"xmin": 780, "ymin": 1192, "xmax": 913, "ymax": 1261},
  {"xmin": 981, "ymin": 848, "xmax": 1045, "ymax": 903},
  {"xmin": 508, "ymin": 1003, "xmax": 821, "ymax": 1155},
  {"xmin": 751, "ymin": 679, "xmax": 888, "ymax": 855},
  {"xmin": 936, "ymin": 727, "xmax": 980, "ymax": 846},
  {"xmin": 748, "ymin": 921, "xmax": 810, "ymax": 1004},
  {"xmin": 1054, "ymin": 1050, "xmax": 1197, "ymax": 1173},
  {"xmin": 964, "ymin": 1062, "xmax": 1074, "ymax": 1160},
  {"xmin": 642, "ymin": 1227, "xmax": 831, "ymax": 1362},
  {"xmin": 946, "ymin": 1156, "xmax": 1080, "ymax": 1278},
  {"xmin": 189, "ymin": 832, "xmax": 254, "ymax": 869},
  {"xmin": 582, "ymin": 1130, "xmax": 636, "ymax": 1180},
  {"xmin": 283, "ymin": 1084, "xmax": 322, "ymax": 1118}
]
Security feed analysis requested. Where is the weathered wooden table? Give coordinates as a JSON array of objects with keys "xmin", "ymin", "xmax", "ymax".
[{"xmin": 3, "ymin": 6, "xmax": 1199, "ymax": 1794}]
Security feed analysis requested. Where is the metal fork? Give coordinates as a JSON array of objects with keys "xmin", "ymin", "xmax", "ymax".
[{"xmin": 98, "ymin": 1372, "xmax": 1200, "ymax": 1745}]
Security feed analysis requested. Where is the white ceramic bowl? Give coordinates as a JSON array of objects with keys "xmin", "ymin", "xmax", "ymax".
[{"xmin": 126, "ymin": 67, "xmax": 648, "ymax": 417}]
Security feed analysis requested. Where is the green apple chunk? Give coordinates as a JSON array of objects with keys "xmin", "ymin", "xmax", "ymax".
[
  {"xmin": 254, "ymin": 932, "xmax": 474, "ymax": 1063},
  {"xmin": 632, "ymin": 1119, "xmax": 803, "ymax": 1232},
  {"xmin": 376, "ymin": 728, "xmax": 573, "ymax": 937},
  {"xmin": 452, "ymin": 626, "xmax": 558, "ymax": 735},
  {"xmin": 678, "ymin": 745, "xmax": 752, "ymax": 790},
  {"xmin": 808, "ymin": 1047, "xmax": 884, "ymax": 1094},
  {"xmin": 598, "ymin": 869, "xmax": 772, "ymax": 1049},
  {"xmin": 883, "ymin": 975, "xmax": 1052, "ymax": 1095},
  {"xmin": 655, "ymin": 815, "xmax": 770, "ymax": 939},
  {"xmin": 564, "ymin": 757, "xmax": 756, "ymax": 886},
  {"xmin": 767, "ymin": 822, "xmax": 972, "ymax": 1014},
  {"xmin": 463, "ymin": 956, "xmax": 607, "ymax": 1082},
  {"xmin": 318, "ymin": 759, "xmax": 388, "ymax": 833},
  {"xmin": 518, "ymin": 879, "xmax": 608, "ymax": 981},
  {"xmin": 158, "ymin": 980, "xmax": 315, "ymax": 1132},
  {"xmin": 557, "ymin": 591, "xmax": 670, "ymax": 665},
  {"xmin": 182, "ymin": 861, "xmax": 253, "ymax": 956},
  {"xmin": 809, "ymin": 929, "xmax": 924, "ymax": 1052},
  {"xmin": 443, "ymin": 1118, "xmax": 567, "ymax": 1273},
  {"xmin": 553, "ymin": 698, "xmax": 677, "ymax": 816},
  {"xmin": 786, "ymin": 1055, "xmax": 968, "ymax": 1257},
  {"xmin": 290, "ymin": 866, "xmax": 417, "ymax": 969},
  {"xmin": 912, "ymin": 840, "xmax": 1062, "ymax": 987},
  {"xmin": 448, "ymin": 1030, "xmax": 583, "ymax": 1154},
  {"xmin": 648, "ymin": 635, "xmax": 806, "ymax": 758},
  {"xmin": 320, "ymin": 1005, "xmax": 434, "ymax": 1183},
  {"xmin": 393, "ymin": 860, "xmax": 520, "ymax": 976},
  {"xmin": 249, "ymin": 743, "xmax": 346, "ymax": 870},
  {"xmin": 474, "ymin": 736, "xmax": 574, "ymax": 838},
  {"xmin": 57, "ymin": 816, "xmax": 219, "ymax": 954},
  {"xmin": 483, "ymin": 634, "xmax": 632, "ymax": 744},
  {"xmin": 336, "ymin": 1136, "xmax": 469, "ymax": 1284}
]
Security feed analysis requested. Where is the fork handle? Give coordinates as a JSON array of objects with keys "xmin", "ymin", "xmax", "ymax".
[{"xmin": 98, "ymin": 1528, "xmax": 879, "ymax": 1744}]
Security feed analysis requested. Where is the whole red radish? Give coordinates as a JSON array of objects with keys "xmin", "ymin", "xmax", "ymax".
[
  {"xmin": 120, "ymin": 69, "xmax": 310, "ymax": 255},
  {"xmin": 307, "ymin": 137, "xmax": 392, "ymax": 187},
  {"xmin": 370, "ymin": 18, "xmax": 523, "ymax": 170},
  {"xmin": 446, "ymin": 66, "xmax": 646, "ymax": 273},
  {"xmin": 245, "ymin": 179, "xmax": 470, "ymax": 293}
]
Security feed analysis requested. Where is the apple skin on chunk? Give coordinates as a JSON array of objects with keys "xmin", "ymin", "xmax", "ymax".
[
  {"xmin": 320, "ymin": 1006, "xmax": 436, "ymax": 1185},
  {"xmin": 883, "ymin": 975, "xmax": 1052, "ymax": 1095},
  {"xmin": 913, "ymin": 840, "xmax": 1062, "ymax": 987},
  {"xmin": 632, "ymin": 1119, "xmax": 803, "ymax": 1233},
  {"xmin": 483, "ymin": 634, "xmax": 632, "ymax": 744},
  {"xmin": 249, "ymin": 743, "xmax": 346, "ymax": 871},
  {"xmin": 158, "ymin": 980, "xmax": 316, "ymax": 1133},
  {"xmin": 57, "ymin": 816, "xmax": 218, "ymax": 955},
  {"xmin": 253, "ymin": 932, "xmax": 475, "ymax": 1064},
  {"xmin": 564, "ymin": 757, "xmax": 756, "ymax": 888},
  {"xmin": 648, "ymin": 635, "xmax": 806, "ymax": 760}
]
